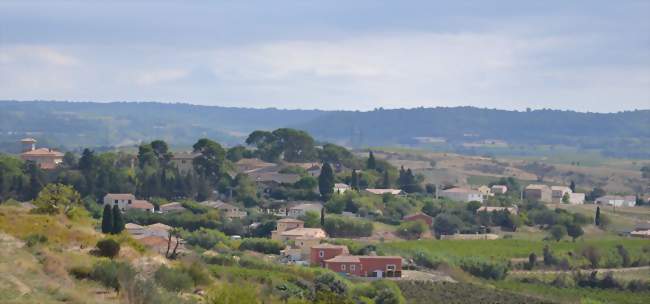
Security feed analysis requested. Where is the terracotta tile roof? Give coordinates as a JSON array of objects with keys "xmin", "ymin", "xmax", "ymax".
[
  {"xmin": 159, "ymin": 202, "xmax": 186, "ymax": 212},
  {"xmin": 280, "ymin": 228, "xmax": 327, "ymax": 238},
  {"xmin": 130, "ymin": 200, "xmax": 154, "ymax": 210},
  {"xmin": 525, "ymin": 184, "xmax": 550, "ymax": 190},
  {"xmin": 125, "ymin": 223, "xmax": 143, "ymax": 229},
  {"xmin": 311, "ymin": 243, "xmax": 348, "ymax": 250},
  {"xmin": 325, "ymin": 255, "xmax": 360, "ymax": 263},
  {"xmin": 147, "ymin": 223, "xmax": 172, "ymax": 231},
  {"xmin": 105, "ymin": 193, "xmax": 136, "ymax": 200},
  {"xmin": 403, "ymin": 212, "xmax": 433, "ymax": 220},
  {"xmin": 278, "ymin": 218, "xmax": 304, "ymax": 223},
  {"xmin": 20, "ymin": 148, "xmax": 64, "ymax": 157},
  {"xmin": 441, "ymin": 187, "xmax": 481, "ymax": 195},
  {"xmin": 365, "ymin": 188, "xmax": 403, "ymax": 195}
]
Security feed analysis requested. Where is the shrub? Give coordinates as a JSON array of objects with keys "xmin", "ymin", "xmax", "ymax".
[
  {"xmin": 396, "ymin": 221, "xmax": 427, "ymax": 240},
  {"xmin": 433, "ymin": 214, "xmax": 463, "ymax": 236},
  {"xmin": 323, "ymin": 217, "xmax": 373, "ymax": 238},
  {"xmin": 549, "ymin": 224, "xmax": 567, "ymax": 242},
  {"xmin": 95, "ymin": 238, "xmax": 120, "ymax": 259},
  {"xmin": 314, "ymin": 273, "xmax": 348, "ymax": 295},
  {"xmin": 90, "ymin": 260, "xmax": 133, "ymax": 291},
  {"xmin": 154, "ymin": 265, "xmax": 194, "ymax": 292},
  {"xmin": 69, "ymin": 265, "xmax": 92, "ymax": 280},
  {"xmin": 459, "ymin": 258, "xmax": 508, "ymax": 280},
  {"xmin": 24, "ymin": 233, "xmax": 48, "ymax": 247},
  {"xmin": 412, "ymin": 251, "xmax": 445, "ymax": 270},
  {"xmin": 182, "ymin": 228, "xmax": 229, "ymax": 250},
  {"xmin": 581, "ymin": 246, "xmax": 601, "ymax": 268},
  {"xmin": 206, "ymin": 282, "xmax": 258, "ymax": 304},
  {"xmin": 239, "ymin": 238, "xmax": 284, "ymax": 254}
]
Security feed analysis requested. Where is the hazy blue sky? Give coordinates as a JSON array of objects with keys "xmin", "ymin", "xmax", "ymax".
[{"xmin": 1, "ymin": 1, "xmax": 648, "ymax": 112}]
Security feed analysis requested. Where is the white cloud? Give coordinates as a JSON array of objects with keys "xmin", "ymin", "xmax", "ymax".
[
  {"xmin": 0, "ymin": 45, "xmax": 79, "ymax": 66},
  {"xmin": 134, "ymin": 68, "xmax": 190, "ymax": 86}
]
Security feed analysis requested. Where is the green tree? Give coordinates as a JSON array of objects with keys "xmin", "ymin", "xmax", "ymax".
[
  {"xmin": 319, "ymin": 162, "xmax": 335, "ymax": 200},
  {"xmin": 382, "ymin": 169, "xmax": 391, "ymax": 188},
  {"xmin": 192, "ymin": 138, "xmax": 226, "ymax": 186},
  {"xmin": 396, "ymin": 221, "xmax": 427, "ymax": 240},
  {"xmin": 96, "ymin": 238, "xmax": 120, "ymax": 258},
  {"xmin": 101, "ymin": 204, "xmax": 113, "ymax": 234},
  {"xmin": 595, "ymin": 206, "xmax": 601, "ymax": 226},
  {"xmin": 566, "ymin": 223, "xmax": 584, "ymax": 241},
  {"xmin": 569, "ymin": 180, "xmax": 576, "ymax": 192},
  {"xmin": 562, "ymin": 192, "xmax": 570, "ymax": 204},
  {"xmin": 549, "ymin": 224, "xmax": 567, "ymax": 242},
  {"xmin": 433, "ymin": 214, "xmax": 463, "ymax": 236},
  {"xmin": 350, "ymin": 169, "xmax": 359, "ymax": 190},
  {"xmin": 33, "ymin": 183, "xmax": 82, "ymax": 216},
  {"xmin": 25, "ymin": 161, "xmax": 44, "ymax": 200},
  {"xmin": 641, "ymin": 165, "xmax": 650, "ymax": 179},
  {"xmin": 112, "ymin": 205, "xmax": 124, "ymax": 234},
  {"xmin": 367, "ymin": 151, "xmax": 376, "ymax": 170}
]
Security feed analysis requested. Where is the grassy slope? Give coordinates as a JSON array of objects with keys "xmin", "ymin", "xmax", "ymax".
[{"xmin": 0, "ymin": 206, "xmax": 120, "ymax": 303}]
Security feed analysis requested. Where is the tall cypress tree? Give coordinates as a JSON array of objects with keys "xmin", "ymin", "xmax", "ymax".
[
  {"xmin": 101, "ymin": 204, "xmax": 113, "ymax": 234},
  {"xmin": 570, "ymin": 180, "xmax": 576, "ymax": 192},
  {"xmin": 112, "ymin": 205, "xmax": 124, "ymax": 234},
  {"xmin": 351, "ymin": 169, "xmax": 359, "ymax": 190},
  {"xmin": 318, "ymin": 162, "xmax": 335, "ymax": 200},
  {"xmin": 382, "ymin": 169, "xmax": 390, "ymax": 188},
  {"xmin": 367, "ymin": 151, "xmax": 376, "ymax": 170},
  {"xmin": 595, "ymin": 206, "xmax": 601, "ymax": 226}
]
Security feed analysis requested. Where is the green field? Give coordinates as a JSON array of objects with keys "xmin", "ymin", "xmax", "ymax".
[
  {"xmin": 493, "ymin": 280, "xmax": 650, "ymax": 304},
  {"xmin": 378, "ymin": 239, "xmax": 650, "ymax": 262}
]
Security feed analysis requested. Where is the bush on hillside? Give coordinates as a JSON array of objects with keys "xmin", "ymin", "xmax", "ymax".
[
  {"xmin": 24, "ymin": 233, "xmax": 48, "ymax": 247},
  {"xmin": 396, "ymin": 220, "xmax": 427, "ymax": 240},
  {"xmin": 459, "ymin": 258, "xmax": 508, "ymax": 280},
  {"xmin": 239, "ymin": 238, "xmax": 284, "ymax": 254},
  {"xmin": 95, "ymin": 238, "xmax": 120, "ymax": 259},
  {"xmin": 182, "ymin": 228, "xmax": 229, "ymax": 250},
  {"xmin": 323, "ymin": 217, "xmax": 373, "ymax": 238},
  {"xmin": 154, "ymin": 265, "xmax": 194, "ymax": 292},
  {"xmin": 89, "ymin": 260, "xmax": 133, "ymax": 291}
]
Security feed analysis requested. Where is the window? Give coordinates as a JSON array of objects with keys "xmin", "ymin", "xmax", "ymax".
[
  {"xmin": 350, "ymin": 264, "xmax": 356, "ymax": 271},
  {"xmin": 386, "ymin": 264, "xmax": 396, "ymax": 271},
  {"xmin": 341, "ymin": 264, "xmax": 346, "ymax": 271},
  {"xmin": 114, "ymin": 199, "xmax": 118, "ymax": 204},
  {"xmin": 128, "ymin": 200, "xmax": 132, "ymax": 204},
  {"xmin": 319, "ymin": 250, "xmax": 324, "ymax": 258}
]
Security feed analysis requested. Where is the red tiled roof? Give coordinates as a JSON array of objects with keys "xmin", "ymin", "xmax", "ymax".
[
  {"xmin": 131, "ymin": 200, "xmax": 154, "ymax": 209},
  {"xmin": 21, "ymin": 148, "xmax": 64, "ymax": 157}
]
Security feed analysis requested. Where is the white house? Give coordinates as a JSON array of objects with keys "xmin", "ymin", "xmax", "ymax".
[
  {"xmin": 288, "ymin": 203, "xmax": 323, "ymax": 218},
  {"xmin": 440, "ymin": 187, "xmax": 484, "ymax": 203},
  {"xmin": 103, "ymin": 194, "xmax": 154, "ymax": 213},
  {"xmin": 595, "ymin": 195, "xmax": 636, "ymax": 207},
  {"xmin": 334, "ymin": 183, "xmax": 351, "ymax": 194}
]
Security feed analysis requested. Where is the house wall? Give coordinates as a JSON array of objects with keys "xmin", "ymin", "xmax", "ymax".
[
  {"xmin": 525, "ymin": 189, "xmax": 552, "ymax": 202},
  {"xmin": 359, "ymin": 257, "xmax": 402, "ymax": 277},
  {"xmin": 325, "ymin": 261, "xmax": 363, "ymax": 276},
  {"xmin": 310, "ymin": 247, "xmax": 346, "ymax": 266},
  {"xmin": 103, "ymin": 196, "xmax": 134, "ymax": 211}
]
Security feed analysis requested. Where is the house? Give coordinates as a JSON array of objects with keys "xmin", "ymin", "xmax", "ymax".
[
  {"xmin": 19, "ymin": 138, "xmax": 64, "ymax": 169},
  {"xmin": 364, "ymin": 189, "xmax": 404, "ymax": 195},
  {"xmin": 524, "ymin": 184, "xmax": 552, "ymax": 202},
  {"xmin": 476, "ymin": 206, "xmax": 518, "ymax": 215},
  {"xmin": 125, "ymin": 223, "xmax": 145, "ymax": 236},
  {"xmin": 235, "ymin": 158, "xmax": 277, "ymax": 173},
  {"xmin": 631, "ymin": 222, "xmax": 650, "ymax": 238},
  {"xmin": 491, "ymin": 185, "xmax": 508, "ymax": 194},
  {"xmin": 126, "ymin": 222, "xmax": 172, "ymax": 238},
  {"xmin": 477, "ymin": 185, "xmax": 492, "ymax": 196},
  {"xmin": 288, "ymin": 203, "xmax": 322, "ymax": 218},
  {"xmin": 276, "ymin": 228, "xmax": 327, "ymax": 242},
  {"xmin": 440, "ymin": 187, "xmax": 484, "ymax": 203},
  {"xmin": 248, "ymin": 171, "xmax": 302, "ymax": 195},
  {"xmin": 200, "ymin": 201, "xmax": 247, "ymax": 219},
  {"xmin": 306, "ymin": 164, "xmax": 322, "ymax": 177},
  {"xmin": 334, "ymin": 183, "xmax": 351, "ymax": 194},
  {"xmin": 159, "ymin": 202, "xmax": 186, "ymax": 214},
  {"xmin": 324, "ymin": 255, "xmax": 402, "ymax": 278},
  {"xmin": 271, "ymin": 218, "xmax": 304, "ymax": 240},
  {"xmin": 170, "ymin": 152, "xmax": 200, "ymax": 175},
  {"xmin": 568, "ymin": 192, "xmax": 585, "ymax": 204},
  {"xmin": 402, "ymin": 212, "xmax": 433, "ymax": 227},
  {"xmin": 103, "ymin": 193, "xmax": 153, "ymax": 213},
  {"xmin": 551, "ymin": 186, "xmax": 572, "ymax": 203},
  {"xmin": 595, "ymin": 195, "xmax": 636, "ymax": 207},
  {"xmin": 310, "ymin": 244, "xmax": 350, "ymax": 267}
]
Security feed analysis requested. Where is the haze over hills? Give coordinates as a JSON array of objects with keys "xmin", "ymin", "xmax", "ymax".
[{"xmin": 1, "ymin": 100, "xmax": 648, "ymax": 158}]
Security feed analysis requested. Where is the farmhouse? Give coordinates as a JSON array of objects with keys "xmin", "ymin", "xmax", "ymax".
[
  {"xmin": 103, "ymin": 193, "xmax": 154, "ymax": 212},
  {"xmin": 19, "ymin": 138, "xmax": 64, "ymax": 169},
  {"xmin": 524, "ymin": 184, "xmax": 552, "ymax": 202},
  {"xmin": 170, "ymin": 152, "xmax": 199, "ymax": 175},
  {"xmin": 490, "ymin": 185, "xmax": 508, "ymax": 194},
  {"xmin": 288, "ymin": 202, "xmax": 322, "ymax": 218},
  {"xmin": 402, "ymin": 212, "xmax": 433, "ymax": 227},
  {"xmin": 310, "ymin": 244, "xmax": 349, "ymax": 267},
  {"xmin": 477, "ymin": 185, "xmax": 492, "ymax": 196},
  {"xmin": 324, "ymin": 255, "xmax": 402, "ymax": 278},
  {"xmin": 440, "ymin": 187, "xmax": 484, "ymax": 203},
  {"xmin": 271, "ymin": 218, "xmax": 304, "ymax": 240},
  {"xmin": 334, "ymin": 183, "xmax": 351, "ymax": 194},
  {"xmin": 159, "ymin": 202, "xmax": 186, "ymax": 213},
  {"xmin": 200, "ymin": 201, "xmax": 247, "ymax": 219},
  {"xmin": 595, "ymin": 195, "xmax": 636, "ymax": 207}
]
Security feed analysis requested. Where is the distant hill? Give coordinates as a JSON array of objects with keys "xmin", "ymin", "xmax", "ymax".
[{"xmin": 1, "ymin": 101, "xmax": 648, "ymax": 158}]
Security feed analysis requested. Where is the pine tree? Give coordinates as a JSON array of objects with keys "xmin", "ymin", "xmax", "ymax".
[
  {"xmin": 101, "ymin": 204, "xmax": 113, "ymax": 234},
  {"xmin": 595, "ymin": 206, "xmax": 601, "ymax": 226},
  {"xmin": 350, "ymin": 169, "xmax": 359, "ymax": 190},
  {"xmin": 112, "ymin": 205, "xmax": 124, "ymax": 234},
  {"xmin": 318, "ymin": 162, "xmax": 335, "ymax": 200},
  {"xmin": 367, "ymin": 151, "xmax": 376, "ymax": 170},
  {"xmin": 570, "ymin": 180, "xmax": 576, "ymax": 192}
]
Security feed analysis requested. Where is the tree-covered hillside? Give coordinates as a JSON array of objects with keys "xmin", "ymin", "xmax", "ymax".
[{"xmin": 1, "ymin": 101, "xmax": 648, "ymax": 158}]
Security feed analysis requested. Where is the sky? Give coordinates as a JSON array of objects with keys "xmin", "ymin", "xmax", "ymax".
[{"xmin": 0, "ymin": 1, "xmax": 649, "ymax": 112}]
